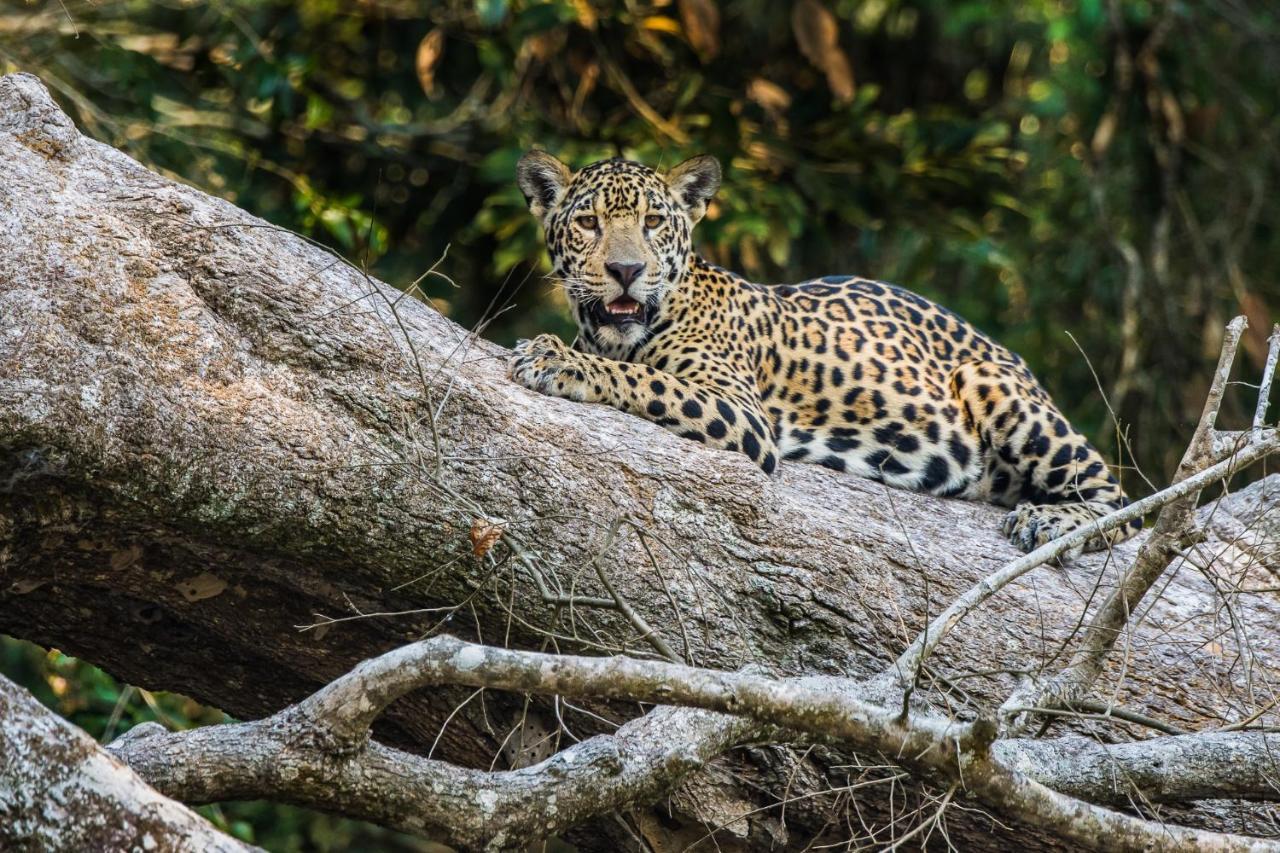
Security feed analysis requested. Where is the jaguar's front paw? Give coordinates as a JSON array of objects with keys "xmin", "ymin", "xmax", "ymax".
[
  {"xmin": 1001, "ymin": 502, "xmax": 1101, "ymax": 561},
  {"xmin": 509, "ymin": 333, "xmax": 589, "ymax": 401}
]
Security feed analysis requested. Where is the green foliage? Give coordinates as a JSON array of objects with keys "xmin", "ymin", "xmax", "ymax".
[
  {"xmin": 2, "ymin": 635, "xmax": 240, "ymax": 739},
  {"xmin": 4, "ymin": 0, "xmax": 1277, "ymax": 483}
]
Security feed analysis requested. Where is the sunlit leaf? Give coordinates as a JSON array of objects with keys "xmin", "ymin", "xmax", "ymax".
[
  {"xmin": 747, "ymin": 78, "xmax": 790, "ymax": 114},
  {"xmin": 792, "ymin": 0, "xmax": 855, "ymax": 104},
  {"xmin": 679, "ymin": 0, "xmax": 720, "ymax": 60},
  {"xmin": 641, "ymin": 15, "xmax": 682, "ymax": 34},
  {"xmin": 571, "ymin": 0, "xmax": 598, "ymax": 29},
  {"xmin": 415, "ymin": 28, "xmax": 446, "ymax": 98}
]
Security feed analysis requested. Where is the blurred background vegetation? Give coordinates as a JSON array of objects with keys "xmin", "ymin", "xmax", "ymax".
[{"xmin": 2, "ymin": 0, "xmax": 1278, "ymax": 848}]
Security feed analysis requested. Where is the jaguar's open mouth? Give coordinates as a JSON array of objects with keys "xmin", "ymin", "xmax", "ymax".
[{"xmin": 592, "ymin": 297, "xmax": 650, "ymax": 327}]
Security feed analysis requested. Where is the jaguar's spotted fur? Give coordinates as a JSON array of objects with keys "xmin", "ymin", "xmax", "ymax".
[{"xmin": 510, "ymin": 151, "xmax": 1139, "ymax": 556}]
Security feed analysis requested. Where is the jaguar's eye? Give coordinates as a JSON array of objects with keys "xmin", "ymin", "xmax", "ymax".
[
  {"xmin": 644, "ymin": 214, "xmax": 664, "ymax": 229},
  {"xmin": 576, "ymin": 214, "xmax": 599, "ymax": 230}
]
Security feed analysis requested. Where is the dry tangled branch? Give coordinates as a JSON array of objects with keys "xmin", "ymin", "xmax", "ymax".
[
  {"xmin": 3, "ymin": 71, "xmax": 1280, "ymax": 850},
  {"xmin": 107, "ymin": 634, "xmax": 1280, "ymax": 852},
  {"xmin": 1000, "ymin": 316, "xmax": 1280, "ymax": 730}
]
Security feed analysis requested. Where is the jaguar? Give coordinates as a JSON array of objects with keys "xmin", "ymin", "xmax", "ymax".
[{"xmin": 508, "ymin": 151, "xmax": 1139, "ymax": 556}]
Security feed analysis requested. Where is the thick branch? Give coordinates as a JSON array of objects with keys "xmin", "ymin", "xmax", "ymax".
[
  {"xmin": 995, "ymin": 732, "xmax": 1280, "ymax": 807},
  {"xmin": 110, "ymin": 703, "xmax": 748, "ymax": 851}
]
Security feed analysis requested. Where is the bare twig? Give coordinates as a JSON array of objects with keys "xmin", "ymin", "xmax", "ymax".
[
  {"xmin": 878, "ymin": 415, "xmax": 1279, "ymax": 697},
  {"xmin": 999, "ymin": 702, "xmax": 1187, "ymax": 737},
  {"xmin": 1255, "ymin": 324, "xmax": 1280, "ymax": 429},
  {"xmin": 587, "ymin": 517, "xmax": 682, "ymax": 662}
]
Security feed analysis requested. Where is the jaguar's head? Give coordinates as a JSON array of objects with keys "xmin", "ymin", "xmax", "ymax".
[{"xmin": 516, "ymin": 151, "xmax": 720, "ymax": 351}]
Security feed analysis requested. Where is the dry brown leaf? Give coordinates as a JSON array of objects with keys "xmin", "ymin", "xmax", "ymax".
[
  {"xmin": 525, "ymin": 31, "xmax": 564, "ymax": 63},
  {"xmin": 792, "ymin": 0, "xmax": 855, "ymax": 104},
  {"xmin": 572, "ymin": 61, "xmax": 600, "ymax": 119},
  {"xmin": 679, "ymin": 0, "xmax": 720, "ymax": 60},
  {"xmin": 747, "ymin": 78, "xmax": 791, "ymax": 114},
  {"xmin": 415, "ymin": 28, "xmax": 445, "ymax": 98},
  {"xmin": 470, "ymin": 518, "xmax": 504, "ymax": 559}
]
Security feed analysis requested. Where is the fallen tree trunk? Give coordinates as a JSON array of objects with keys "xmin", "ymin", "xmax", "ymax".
[
  {"xmin": 0, "ymin": 673, "xmax": 257, "ymax": 853},
  {"xmin": 2, "ymin": 71, "xmax": 1279, "ymax": 849}
]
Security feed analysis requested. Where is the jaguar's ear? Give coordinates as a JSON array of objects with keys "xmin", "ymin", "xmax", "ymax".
[
  {"xmin": 516, "ymin": 150, "xmax": 572, "ymax": 220},
  {"xmin": 663, "ymin": 154, "xmax": 721, "ymax": 223}
]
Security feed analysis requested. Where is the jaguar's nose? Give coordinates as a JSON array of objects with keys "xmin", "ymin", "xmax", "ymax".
[{"xmin": 604, "ymin": 261, "xmax": 647, "ymax": 290}]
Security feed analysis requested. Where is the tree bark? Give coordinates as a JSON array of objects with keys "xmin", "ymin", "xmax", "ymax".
[
  {"xmin": 2, "ymin": 71, "xmax": 1279, "ymax": 849},
  {"xmin": 0, "ymin": 673, "xmax": 258, "ymax": 852}
]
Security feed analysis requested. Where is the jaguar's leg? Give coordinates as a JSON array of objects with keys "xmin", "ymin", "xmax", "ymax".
[
  {"xmin": 510, "ymin": 334, "xmax": 779, "ymax": 472},
  {"xmin": 949, "ymin": 360, "xmax": 1141, "ymax": 557}
]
